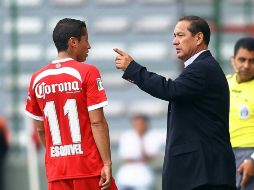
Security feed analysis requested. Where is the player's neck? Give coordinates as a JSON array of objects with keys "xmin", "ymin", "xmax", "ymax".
[{"xmin": 57, "ymin": 52, "xmax": 76, "ymax": 60}]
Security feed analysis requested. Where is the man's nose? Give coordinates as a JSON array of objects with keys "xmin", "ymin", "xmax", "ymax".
[
  {"xmin": 243, "ymin": 61, "xmax": 251, "ymax": 69},
  {"xmin": 172, "ymin": 37, "xmax": 178, "ymax": 45},
  {"xmin": 87, "ymin": 42, "xmax": 91, "ymax": 49}
]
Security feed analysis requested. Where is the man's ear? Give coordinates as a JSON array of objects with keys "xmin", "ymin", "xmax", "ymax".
[
  {"xmin": 230, "ymin": 56, "xmax": 234, "ymax": 67},
  {"xmin": 196, "ymin": 32, "xmax": 204, "ymax": 46},
  {"xmin": 231, "ymin": 56, "xmax": 238, "ymax": 73},
  {"xmin": 68, "ymin": 37, "xmax": 78, "ymax": 48}
]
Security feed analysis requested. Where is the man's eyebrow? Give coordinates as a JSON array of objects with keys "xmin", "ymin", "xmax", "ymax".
[{"xmin": 175, "ymin": 32, "xmax": 184, "ymax": 35}]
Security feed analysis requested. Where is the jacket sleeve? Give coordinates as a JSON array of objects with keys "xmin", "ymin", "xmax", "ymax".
[{"xmin": 122, "ymin": 60, "xmax": 206, "ymax": 102}]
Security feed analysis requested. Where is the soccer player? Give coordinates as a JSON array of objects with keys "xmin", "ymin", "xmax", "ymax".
[
  {"xmin": 228, "ymin": 37, "xmax": 254, "ymax": 190},
  {"xmin": 25, "ymin": 18, "xmax": 117, "ymax": 190}
]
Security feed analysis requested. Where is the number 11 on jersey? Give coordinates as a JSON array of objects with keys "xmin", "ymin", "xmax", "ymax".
[{"xmin": 44, "ymin": 99, "xmax": 83, "ymax": 157}]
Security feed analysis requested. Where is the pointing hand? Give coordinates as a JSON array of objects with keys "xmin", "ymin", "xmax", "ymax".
[{"xmin": 113, "ymin": 48, "xmax": 134, "ymax": 71}]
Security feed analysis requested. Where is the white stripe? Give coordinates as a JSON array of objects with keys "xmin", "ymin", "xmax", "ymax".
[
  {"xmin": 32, "ymin": 67, "xmax": 82, "ymax": 89},
  {"xmin": 25, "ymin": 110, "xmax": 44, "ymax": 121},
  {"xmin": 88, "ymin": 101, "xmax": 108, "ymax": 111},
  {"xmin": 52, "ymin": 58, "xmax": 73, "ymax": 64}
]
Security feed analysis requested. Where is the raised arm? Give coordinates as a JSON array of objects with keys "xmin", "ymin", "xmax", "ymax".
[{"xmin": 114, "ymin": 48, "xmax": 205, "ymax": 102}]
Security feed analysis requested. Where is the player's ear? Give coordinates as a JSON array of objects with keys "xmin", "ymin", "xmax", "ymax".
[{"xmin": 68, "ymin": 37, "xmax": 78, "ymax": 48}]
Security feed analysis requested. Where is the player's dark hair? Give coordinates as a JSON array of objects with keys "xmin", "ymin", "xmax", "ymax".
[
  {"xmin": 178, "ymin": 15, "xmax": 210, "ymax": 46},
  {"xmin": 53, "ymin": 18, "xmax": 86, "ymax": 52},
  {"xmin": 234, "ymin": 37, "xmax": 254, "ymax": 56}
]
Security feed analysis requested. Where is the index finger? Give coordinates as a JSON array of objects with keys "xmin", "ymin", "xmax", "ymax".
[{"xmin": 113, "ymin": 48, "xmax": 125, "ymax": 56}]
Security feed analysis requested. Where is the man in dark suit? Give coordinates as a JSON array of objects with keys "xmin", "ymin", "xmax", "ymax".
[{"xmin": 113, "ymin": 16, "xmax": 236, "ymax": 190}]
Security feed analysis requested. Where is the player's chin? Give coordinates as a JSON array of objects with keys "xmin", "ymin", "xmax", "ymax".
[{"xmin": 81, "ymin": 55, "xmax": 88, "ymax": 62}]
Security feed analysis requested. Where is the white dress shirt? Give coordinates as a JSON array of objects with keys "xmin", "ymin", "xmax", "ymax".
[{"xmin": 184, "ymin": 49, "xmax": 208, "ymax": 68}]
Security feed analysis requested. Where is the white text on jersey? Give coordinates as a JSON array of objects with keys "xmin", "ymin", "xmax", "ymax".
[
  {"xmin": 50, "ymin": 143, "xmax": 83, "ymax": 157},
  {"xmin": 35, "ymin": 81, "xmax": 80, "ymax": 99}
]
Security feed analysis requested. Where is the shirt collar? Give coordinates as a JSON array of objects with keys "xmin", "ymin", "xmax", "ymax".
[
  {"xmin": 52, "ymin": 58, "xmax": 73, "ymax": 64},
  {"xmin": 184, "ymin": 50, "xmax": 208, "ymax": 68}
]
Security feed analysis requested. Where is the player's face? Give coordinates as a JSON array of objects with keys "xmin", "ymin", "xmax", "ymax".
[
  {"xmin": 76, "ymin": 27, "xmax": 91, "ymax": 62},
  {"xmin": 231, "ymin": 48, "xmax": 254, "ymax": 83},
  {"xmin": 173, "ymin": 20, "xmax": 199, "ymax": 62}
]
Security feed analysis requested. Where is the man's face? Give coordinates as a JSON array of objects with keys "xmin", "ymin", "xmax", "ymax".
[
  {"xmin": 231, "ymin": 48, "xmax": 254, "ymax": 83},
  {"xmin": 172, "ymin": 20, "xmax": 199, "ymax": 62},
  {"xmin": 132, "ymin": 117, "xmax": 148, "ymax": 136},
  {"xmin": 76, "ymin": 27, "xmax": 91, "ymax": 62}
]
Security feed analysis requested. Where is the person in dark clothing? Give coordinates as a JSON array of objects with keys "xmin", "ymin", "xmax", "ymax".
[{"xmin": 114, "ymin": 15, "xmax": 236, "ymax": 190}]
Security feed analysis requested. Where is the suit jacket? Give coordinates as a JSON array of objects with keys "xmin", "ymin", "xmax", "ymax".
[{"xmin": 122, "ymin": 51, "xmax": 236, "ymax": 190}]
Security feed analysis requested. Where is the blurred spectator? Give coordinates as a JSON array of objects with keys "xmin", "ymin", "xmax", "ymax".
[
  {"xmin": 116, "ymin": 114, "xmax": 161, "ymax": 190},
  {"xmin": 228, "ymin": 37, "xmax": 254, "ymax": 190},
  {"xmin": 0, "ymin": 117, "xmax": 10, "ymax": 189}
]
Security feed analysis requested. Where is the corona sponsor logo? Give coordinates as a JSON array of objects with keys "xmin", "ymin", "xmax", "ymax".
[{"xmin": 35, "ymin": 81, "xmax": 80, "ymax": 99}]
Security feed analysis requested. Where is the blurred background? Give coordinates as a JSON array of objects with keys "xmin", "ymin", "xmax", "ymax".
[{"xmin": 0, "ymin": 0, "xmax": 254, "ymax": 189}]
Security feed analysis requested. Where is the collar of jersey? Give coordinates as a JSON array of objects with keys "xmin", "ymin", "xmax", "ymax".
[{"xmin": 52, "ymin": 58, "xmax": 73, "ymax": 64}]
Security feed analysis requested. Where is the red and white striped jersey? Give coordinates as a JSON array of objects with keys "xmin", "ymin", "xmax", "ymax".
[{"xmin": 25, "ymin": 58, "xmax": 108, "ymax": 182}]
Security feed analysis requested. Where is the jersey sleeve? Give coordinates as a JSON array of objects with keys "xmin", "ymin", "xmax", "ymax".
[
  {"xmin": 25, "ymin": 76, "xmax": 43, "ymax": 121},
  {"xmin": 85, "ymin": 66, "xmax": 108, "ymax": 111}
]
